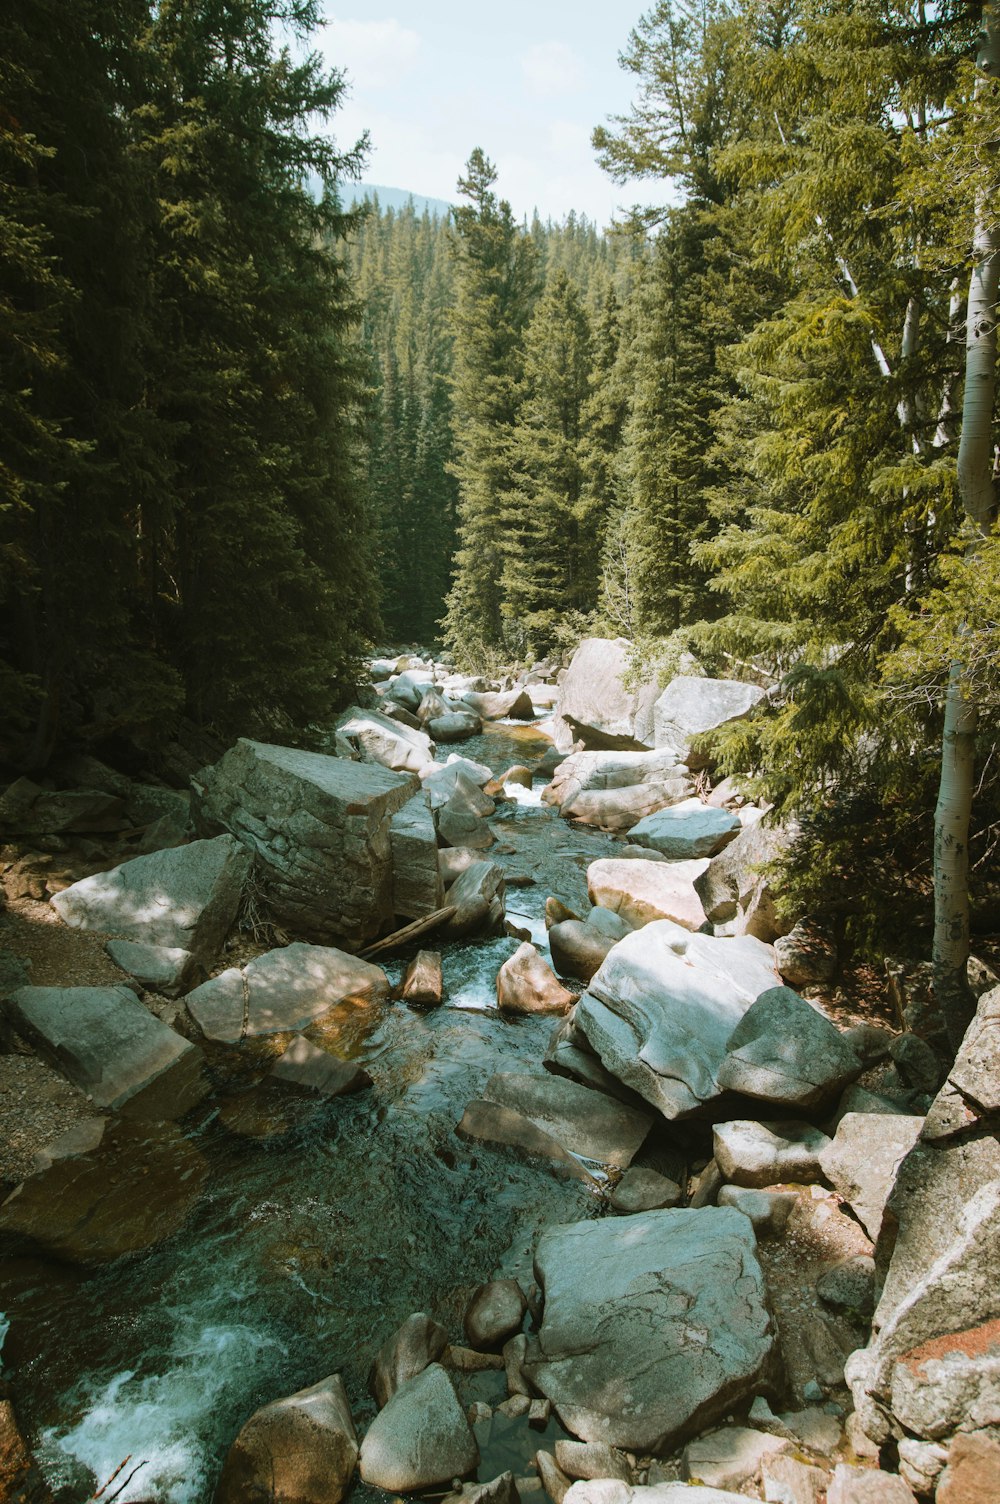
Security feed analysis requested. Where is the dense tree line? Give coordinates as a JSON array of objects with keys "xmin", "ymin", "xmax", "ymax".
[
  {"xmin": 0, "ymin": 0, "xmax": 376, "ymax": 768},
  {"xmin": 355, "ymin": 0, "xmax": 999, "ymax": 1013}
]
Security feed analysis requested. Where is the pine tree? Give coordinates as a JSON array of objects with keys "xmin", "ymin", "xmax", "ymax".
[
  {"xmin": 500, "ymin": 269, "xmax": 595, "ymax": 656},
  {"xmin": 441, "ymin": 150, "xmax": 538, "ymax": 668},
  {"xmin": 141, "ymin": 0, "xmax": 376, "ymax": 734}
]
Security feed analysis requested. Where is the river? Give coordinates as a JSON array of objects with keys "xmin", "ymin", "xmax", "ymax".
[{"xmin": 0, "ymin": 720, "xmax": 623, "ymax": 1503}]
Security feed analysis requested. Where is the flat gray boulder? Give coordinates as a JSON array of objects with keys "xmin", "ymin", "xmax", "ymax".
[
  {"xmin": 628, "ymin": 799, "xmax": 740, "ymax": 860},
  {"xmin": 480, "ymin": 1071, "xmax": 652, "ymax": 1168},
  {"xmin": 194, "ymin": 740, "xmax": 417, "ymax": 945},
  {"xmin": 714, "ymin": 1119, "xmax": 830, "ymax": 1187},
  {"xmin": 575, "ymin": 921, "xmax": 781, "ymax": 1119},
  {"xmin": 3, "ymin": 984, "xmax": 205, "ymax": 1118},
  {"xmin": 359, "ymin": 1364, "xmax": 478, "ymax": 1490},
  {"xmin": 215, "ymin": 1373, "xmax": 358, "ymax": 1504},
  {"xmin": 716, "ymin": 987, "xmax": 863, "ymax": 1108},
  {"xmin": 522, "ymin": 1208, "xmax": 776, "ymax": 1451},
  {"xmin": 185, "ymin": 942, "xmax": 389, "ymax": 1048},
  {"xmin": 51, "ymin": 834, "xmax": 250, "ymax": 959},
  {"xmin": 104, "ymin": 939, "xmax": 198, "ymax": 998},
  {"xmin": 653, "ymin": 677, "xmax": 765, "ymax": 766},
  {"xmin": 428, "ymin": 711, "xmax": 481, "ymax": 742},
  {"xmin": 552, "ymin": 639, "xmax": 659, "ymax": 752}
]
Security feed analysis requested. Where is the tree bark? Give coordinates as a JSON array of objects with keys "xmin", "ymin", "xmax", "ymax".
[{"xmin": 933, "ymin": 1, "xmax": 1000, "ymax": 1047}]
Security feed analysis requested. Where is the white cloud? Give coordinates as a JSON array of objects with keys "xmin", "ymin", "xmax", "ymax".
[
  {"xmin": 520, "ymin": 40, "xmax": 585, "ymax": 99},
  {"xmin": 318, "ymin": 16, "xmax": 421, "ymax": 91}
]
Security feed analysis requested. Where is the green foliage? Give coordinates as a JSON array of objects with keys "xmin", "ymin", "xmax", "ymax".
[{"xmin": 0, "ymin": 0, "xmax": 377, "ymax": 764}]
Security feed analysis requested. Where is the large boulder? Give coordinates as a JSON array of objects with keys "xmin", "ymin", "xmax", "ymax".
[
  {"xmin": 627, "ymin": 799, "xmax": 741, "ymax": 860},
  {"xmin": 462, "ymin": 688, "xmax": 535, "ymax": 721},
  {"xmin": 369, "ymin": 1312, "xmax": 449, "ymax": 1409},
  {"xmin": 358, "ymin": 1364, "xmax": 478, "ymax": 1490},
  {"xmin": 428, "ymin": 711, "xmax": 482, "ymax": 743},
  {"xmin": 193, "ymin": 740, "xmax": 417, "ymax": 946},
  {"xmin": 543, "ymin": 749, "xmax": 693, "ymax": 833},
  {"xmin": 653, "ymin": 677, "xmax": 765, "ymax": 767},
  {"xmin": 522, "ymin": 1208, "xmax": 776, "ymax": 1451},
  {"xmin": 587, "ymin": 858, "xmax": 709, "ymax": 931},
  {"xmin": 714, "ymin": 1119, "xmax": 831, "ymax": 1188},
  {"xmin": 51, "ymin": 834, "xmax": 251, "ymax": 960},
  {"xmin": 716, "ymin": 987, "xmax": 864, "ymax": 1109},
  {"xmin": 575, "ymin": 921, "xmax": 782, "ymax": 1119},
  {"xmin": 694, "ymin": 817, "xmax": 794, "ymax": 941},
  {"xmin": 548, "ymin": 920, "xmax": 617, "ymax": 984},
  {"xmin": 185, "ymin": 942, "xmax": 389, "ymax": 1051},
  {"xmin": 819, "ymin": 1112, "xmax": 925, "ymax": 1241},
  {"xmin": 335, "ymin": 705, "xmax": 435, "ymax": 775},
  {"xmin": 479, "ymin": 1071, "xmax": 652, "ymax": 1168},
  {"xmin": 496, "ymin": 944, "xmax": 575, "ymax": 1017},
  {"xmin": 3, "ymin": 984, "xmax": 205, "ymax": 1119},
  {"xmin": 0, "ymin": 778, "xmax": 126, "ymax": 835},
  {"xmin": 846, "ymin": 987, "xmax": 1000, "ymax": 1452},
  {"xmin": 215, "ymin": 1373, "xmax": 358, "ymax": 1504},
  {"xmin": 390, "ymin": 794, "xmax": 445, "ymax": 920},
  {"xmin": 552, "ymin": 639, "xmax": 659, "ymax": 752}
]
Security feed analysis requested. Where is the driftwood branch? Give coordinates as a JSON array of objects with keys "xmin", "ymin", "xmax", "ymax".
[{"xmin": 360, "ymin": 905, "xmax": 458, "ymax": 959}]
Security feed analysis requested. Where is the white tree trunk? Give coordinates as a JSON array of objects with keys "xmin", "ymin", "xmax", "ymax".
[{"xmin": 933, "ymin": 1, "xmax": 1000, "ymax": 1045}]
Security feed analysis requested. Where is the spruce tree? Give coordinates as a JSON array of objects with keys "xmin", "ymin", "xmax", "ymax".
[{"xmin": 441, "ymin": 150, "xmax": 538, "ymax": 668}]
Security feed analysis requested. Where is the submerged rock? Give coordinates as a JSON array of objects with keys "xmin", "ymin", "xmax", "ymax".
[
  {"xmin": 480, "ymin": 1071, "xmax": 652, "ymax": 1168},
  {"xmin": 215, "ymin": 1372, "xmax": 358, "ymax": 1504},
  {"xmin": 523, "ymin": 1208, "xmax": 776, "ymax": 1451},
  {"xmin": 0, "ymin": 1118, "xmax": 207, "ymax": 1265}
]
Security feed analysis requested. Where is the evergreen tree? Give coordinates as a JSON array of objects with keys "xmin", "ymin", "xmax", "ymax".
[
  {"xmin": 140, "ymin": 0, "xmax": 376, "ymax": 734},
  {"xmin": 441, "ymin": 150, "xmax": 538, "ymax": 668},
  {"xmin": 500, "ymin": 269, "xmax": 595, "ymax": 655}
]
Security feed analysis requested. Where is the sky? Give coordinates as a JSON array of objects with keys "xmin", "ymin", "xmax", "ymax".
[{"xmin": 309, "ymin": 1, "xmax": 674, "ymax": 227}]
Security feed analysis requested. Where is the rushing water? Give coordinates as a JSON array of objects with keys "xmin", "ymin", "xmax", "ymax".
[{"xmin": 1, "ymin": 718, "xmax": 622, "ymax": 1503}]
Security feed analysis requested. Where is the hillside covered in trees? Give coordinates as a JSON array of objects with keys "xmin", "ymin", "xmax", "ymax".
[{"xmin": 2, "ymin": 0, "xmax": 999, "ymax": 984}]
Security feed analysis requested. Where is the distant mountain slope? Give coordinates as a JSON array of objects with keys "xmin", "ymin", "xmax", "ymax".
[{"xmin": 343, "ymin": 182, "xmax": 454, "ymax": 217}]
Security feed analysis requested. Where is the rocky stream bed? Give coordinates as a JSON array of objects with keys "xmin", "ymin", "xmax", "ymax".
[{"xmin": 0, "ymin": 642, "xmax": 997, "ymax": 1504}]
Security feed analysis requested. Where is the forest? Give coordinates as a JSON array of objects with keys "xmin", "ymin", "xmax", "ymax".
[{"xmin": 2, "ymin": 0, "xmax": 999, "ymax": 996}]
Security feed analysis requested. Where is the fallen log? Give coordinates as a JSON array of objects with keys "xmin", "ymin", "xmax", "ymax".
[{"xmin": 360, "ymin": 905, "xmax": 457, "ymax": 959}]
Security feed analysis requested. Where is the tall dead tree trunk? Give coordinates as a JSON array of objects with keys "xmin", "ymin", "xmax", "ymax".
[{"xmin": 933, "ymin": 2, "xmax": 1000, "ymax": 1047}]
